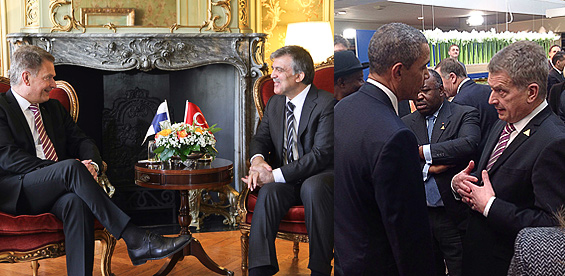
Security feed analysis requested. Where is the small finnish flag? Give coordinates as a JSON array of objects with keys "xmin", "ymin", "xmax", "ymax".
[{"xmin": 142, "ymin": 100, "xmax": 170, "ymax": 145}]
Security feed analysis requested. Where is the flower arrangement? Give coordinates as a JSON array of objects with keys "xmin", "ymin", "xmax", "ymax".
[
  {"xmin": 423, "ymin": 28, "xmax": 559, "ymax": 66},
  {"xmin": 153, "ymin": 121, "xmax": 221, "ymax": 162}
]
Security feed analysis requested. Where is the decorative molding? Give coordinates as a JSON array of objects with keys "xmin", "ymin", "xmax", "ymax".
[
  {"xmin": 200, "ymin": 0, "xmax": 232, "ymax": 33},
  {"xmin": 261, "ymin": 0, "xmax": 285, "ymax": 50},
  {"xmin": 25, "ymin": 0, "xmax": 39, "ymax": 27},
  {"xmin": 238, "ymin": 0, "xmax": 249, "ymax": 29},
  {"xmin": 170, "ymin": 23, "xmax": 180, "ymax": 33},
  {"xmin": 49, "ymin": 0, "xmax": 85, "ymax": 33},
  {"xmin": 103, "ymin": 23, "xmax": 117, "ymax": 33}
]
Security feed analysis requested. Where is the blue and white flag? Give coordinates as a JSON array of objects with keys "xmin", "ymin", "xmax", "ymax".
[{"xmin": 142, "ymin": 100, "xmax": 170, "ymax": 145}]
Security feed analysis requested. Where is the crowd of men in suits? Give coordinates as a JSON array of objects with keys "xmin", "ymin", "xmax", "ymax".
[{"xmin": 331, "ymin": 23, "xmax": 565, "ymax": 276}]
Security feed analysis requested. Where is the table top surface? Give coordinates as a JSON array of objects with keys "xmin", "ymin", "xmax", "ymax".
[{"xmin": 134, "ymin": 158, "xmax": 233, "ymax": 190}]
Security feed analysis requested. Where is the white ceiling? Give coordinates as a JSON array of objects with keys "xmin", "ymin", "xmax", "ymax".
[{"xmin": 335, "ymin": 0, "xmax": 565, "ymax": 32}]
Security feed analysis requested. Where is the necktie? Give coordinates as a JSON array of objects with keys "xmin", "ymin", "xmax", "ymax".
[
  {"xmin": 486, "ymin": 123, "xmax": 515, "ymax": 171},
  {"xmin": 285, "ymin": 101, "xmax": 295, "ymax": 164},
  {"xmin": 427, "ymin": 115, "xmax": 436, "ymax": 142},
  {"xmin": 425, "ymin": 114, "xmax": 442, "ymax": 206},
  {"xmin": 29, "ymin": 104, "xmax": 58, "ymax": 161}
]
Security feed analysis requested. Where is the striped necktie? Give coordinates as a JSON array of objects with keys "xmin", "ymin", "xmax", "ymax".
[
  {"xmin": 29, "ymin": 104, "xmax": 58, "ymax": 161},
  {"xmin": 486, "ymin": 123, "xmax": 515, "ymax": 171},
  {"xmin": 285, "ymin": 101, "xmax": 295, "ymax": 164}
]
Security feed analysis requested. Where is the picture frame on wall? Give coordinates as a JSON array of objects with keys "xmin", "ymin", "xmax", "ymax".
[{"xmin": 80, "ymin": 8, "xmax": 135, "ymax": 26}]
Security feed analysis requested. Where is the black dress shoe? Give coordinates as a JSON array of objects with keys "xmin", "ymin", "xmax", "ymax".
[{"xmin": 127, "ymin": 231, "xmax": 191, "ymax": 266}]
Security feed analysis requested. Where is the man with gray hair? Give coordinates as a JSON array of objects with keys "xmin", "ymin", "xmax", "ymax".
[
  {"xmin": 435, "ymin": 58, "xmax": 497, "ymax": 160},
  {"xmin": 452, "ymin": 40, "xmax": 565, "ymax": 275},
  {"xmin": 0, "ymin": 45, "xmax": 190, "ymax": 276},
  {"xmin": 334, "ymin": 22, "xmax": 435, "ymax": 275},
  {"xmin": 242, "ymin": 45, "xmax": 334, "ymax": 276}
]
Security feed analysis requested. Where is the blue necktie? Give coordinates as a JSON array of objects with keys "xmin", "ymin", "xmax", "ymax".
[
  {"xmin": 285, "ymin": 102, "xmax": 295, "ymax": 164},
  {"xmin": 425, "ymin": 115, "xmax": 443, "ymax": 207}
]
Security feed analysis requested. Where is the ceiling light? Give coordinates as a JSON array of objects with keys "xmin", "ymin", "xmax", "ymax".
[
  {"xmin": 418, "ymin": 16, "xmax": 424, "ymax": 20},
  {"xmin": 467, "ymin": 11, "xmax": 484, "ymax": 26},
  {"xmin": 337, "ymin": 11, "xmax": 347, "ymax": 15},
  {"xmin": 343, "ymin": 28, "xmax": 356, "ymax": 39}
]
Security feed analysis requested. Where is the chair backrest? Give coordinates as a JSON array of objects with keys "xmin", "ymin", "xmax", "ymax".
[
  {"xmin": 253, "ymin": 58, "xmax": 334, "ymax": 119},
  {"xmin": 0, "ymin": 77, "xmax": 79, "ymax": 122}
]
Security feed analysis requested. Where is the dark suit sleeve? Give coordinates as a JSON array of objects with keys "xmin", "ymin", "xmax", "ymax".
[
  {"xmin": 373, "ymin": 128, "xmax": 435, "ymax": 274},
  {"xmin": 487, "ymin": 137, "xmax": 565, "ymax": 235},
  {"xmin": 0, "ymin": 105, "xmax": 53, "ymax": 174},
  {"xmin": 249, "ymin": 97, "xmax": 276, "ymax": 160},
  {"xmin": 280, "ymin": 97, "xmax": 334, "ymax": 183},
  {"xmin": 559, "ymin": 92, "xmax": 565, "ymax": 122},
  {"xmin": 430, "ymin": 107, "xmax": 480, "ymax": 164}
]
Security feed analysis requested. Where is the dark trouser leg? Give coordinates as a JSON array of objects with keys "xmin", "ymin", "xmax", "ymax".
[
  {"xmin": 248, "ymin": 182, "xmax": 296, "ymax": 273},
  {"xmin": 50, "ymin": 193, "xmax": 95, "ymax": 276},
  {"xmin": 20, "ymin": 159, "xmax": 130, "ymax": 238},
  {"xmin": 301, "ymin": 171, "xmax": 334, "ymax": 275},
  {"xmin": 429, "ymin": 207, "xmax": 463, "ymax": 276}
]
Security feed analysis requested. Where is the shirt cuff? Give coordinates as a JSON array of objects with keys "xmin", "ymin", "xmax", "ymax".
[
  {"xmin": 450, "ymin": 176, "xmax": 462, "ymax": 200},
  {"xmin": 90, "ymin": 161, "xmax": 100, "ymax": 174},
  {"xmin": 422, "ymin": 163, "xmax": 430, "ymax": 181},
  {"xmin": 483, "ymin": 196, "xmax": 496, "ymax": 217},
  {"xmin": 250, "ymin": 154, "xmax": 264, "ymax": 165},
  {"xmin": 423, "ymin": 144, "xmax": 432, "ymax": 163},
  {"xmin": 272, "ymin": 168, "xmax": 286, "ymax": 183}
]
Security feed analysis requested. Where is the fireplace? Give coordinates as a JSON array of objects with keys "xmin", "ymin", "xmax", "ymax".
[{"xmin": 7, "ymin": 33, "xmax": 266, "ymax": 225}]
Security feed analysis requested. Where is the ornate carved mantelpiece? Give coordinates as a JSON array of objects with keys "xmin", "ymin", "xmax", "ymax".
[{"xmin": 6, "ymin": 32, "xmax": 267, "ymax": 227}]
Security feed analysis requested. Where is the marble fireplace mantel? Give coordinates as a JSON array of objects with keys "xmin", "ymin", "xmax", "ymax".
[{"xmin": 6, "ymin": 32, "xmax": 268, "ymax": 193}]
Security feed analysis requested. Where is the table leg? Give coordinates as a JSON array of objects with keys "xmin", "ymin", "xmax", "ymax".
[
  {"xmin": 185, "ymin": 237, "xmax": 234, "ymax": 276},
  {"xmin": 153, "ymin": 190, "xmax": 233, "ymax": 275},
  {"xmin": 178, "ymin": 190, "xmax": 191, "ymax": 236}
]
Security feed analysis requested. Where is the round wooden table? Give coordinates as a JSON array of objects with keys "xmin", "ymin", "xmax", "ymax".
[{"xmin": 135, "ymin": 158, "xmax": 234, "ymax": 276}]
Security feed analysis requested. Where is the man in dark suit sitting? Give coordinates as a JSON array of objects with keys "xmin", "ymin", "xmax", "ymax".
[
  {"xmin": 402, "ymin": 69, "xmax": 480, "ymax": 276},
  {"xmin": 0, "ymin": 45, "xmax": 190, "ymax": 276},
  {"xmin": 435, "ymin": 58, "xmax": 498, "ymax": 161},
  {"xmin": 452, "ymin": 40, "xmax": 565, "ymax": 276},
  {"xmin": 334, "ymin": 22, "xmax": 435, "ymax": 276},
  {"xmin": 242, "ymin": 46, "xmax": 334, "ymax": 276}
]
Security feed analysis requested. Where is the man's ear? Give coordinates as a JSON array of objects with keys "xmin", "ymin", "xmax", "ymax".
[
  {"xmin": 21, "ymin": 71, "xmax": 31, "ymax": 86},
  {"xmin": 449, "ymin": 72, "xmax": 457, "ymax": 84},
  {"xmin": 295, "ymin": 71, "xmax": 305, "ymax": 83},
  {"xmin": 526, "ymin": 83, "xmax": 539, "ymax": 103},
  {"xmin": 391, "ymin": 62, "xmax": 403, "ymax": 81}
]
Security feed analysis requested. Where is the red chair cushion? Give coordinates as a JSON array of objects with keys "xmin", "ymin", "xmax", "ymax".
[
  {"xmin": 49, "ymin": 88, "xmax": 71, "ymax": 112},
  {"xmin": 313, "ymin": 67, "xmax": 334, "ymax": 93},
  {"xmin": 246, "ymin": 192, "xmax": 308, "ymax": 235},
  {"xmin": 260, "ymin": 79, "xmax": 275, "ymax": 108},
  {"xmin": 0, "ymin": 211, "xmax": 105, "ymax": 236},
  {"xmin": 0, "ymin": 82, "xmax": 10, "ymax": 93},
  {"xmin": 0, "ymin": 232, "xmax": 65, "ymax": 252}
]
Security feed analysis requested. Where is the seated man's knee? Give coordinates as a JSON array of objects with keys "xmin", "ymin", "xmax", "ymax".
[{"xmin": 300, "ymin": 173, "xmax": 333, "ymax": 201}]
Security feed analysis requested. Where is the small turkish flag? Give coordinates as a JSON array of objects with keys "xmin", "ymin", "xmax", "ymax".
[{"xmin": 184, "ymin": 101, "xmax": 209, "ymax": 128}]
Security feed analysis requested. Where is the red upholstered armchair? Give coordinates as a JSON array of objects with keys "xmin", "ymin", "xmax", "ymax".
[
  {"xmin": 0, "ymin": 76, "xmax": 116, "ymax": 276},
  {"xmin": 238, "ymin": 58, "xmax": 334, "ymax": 275}
]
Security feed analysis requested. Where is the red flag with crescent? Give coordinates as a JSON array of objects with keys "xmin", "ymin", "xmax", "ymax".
[{"xmin": 184, "ymin": 101, "xmax": 209, "ymax": 128}]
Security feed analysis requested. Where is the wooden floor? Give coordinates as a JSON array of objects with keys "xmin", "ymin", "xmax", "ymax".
[{"xmin": 0, "ymin": 230, "xmax": 326, "ymax": 276}]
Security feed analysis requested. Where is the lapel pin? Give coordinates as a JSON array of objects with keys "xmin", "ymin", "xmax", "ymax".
[
  {"xmin": 440, "ymin": 122, "xmax": 445, "ymax": 130},
  {"xmin": 523, "ymin": 129, "xmax": 530, "ymax": 137}
]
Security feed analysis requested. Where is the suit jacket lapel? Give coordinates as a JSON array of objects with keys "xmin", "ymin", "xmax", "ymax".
[
  {"xmin": 272, "ymin": 96, "xmax": 286, "ymax": 160},
  {"xmin": 410, "ymin": 114, "xmax": 429, "ymax": 145},
  {"xmin": 297, "ymin": 86, "xmax": 318, "ymax": 157},
  {"xmin": 487, "ymin": 107, "xmax": 551, "ymax": 175},
  {"xmin": 477, "ymin": 120, "xmax": 505, "ymax": 172},
  {"xmin": 6, "ymin": 90, "xmax": 35, "ymax": 147},
  {"xmin": 432, "ymin": 101, "xmax": 452, "ymax": 143}
]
